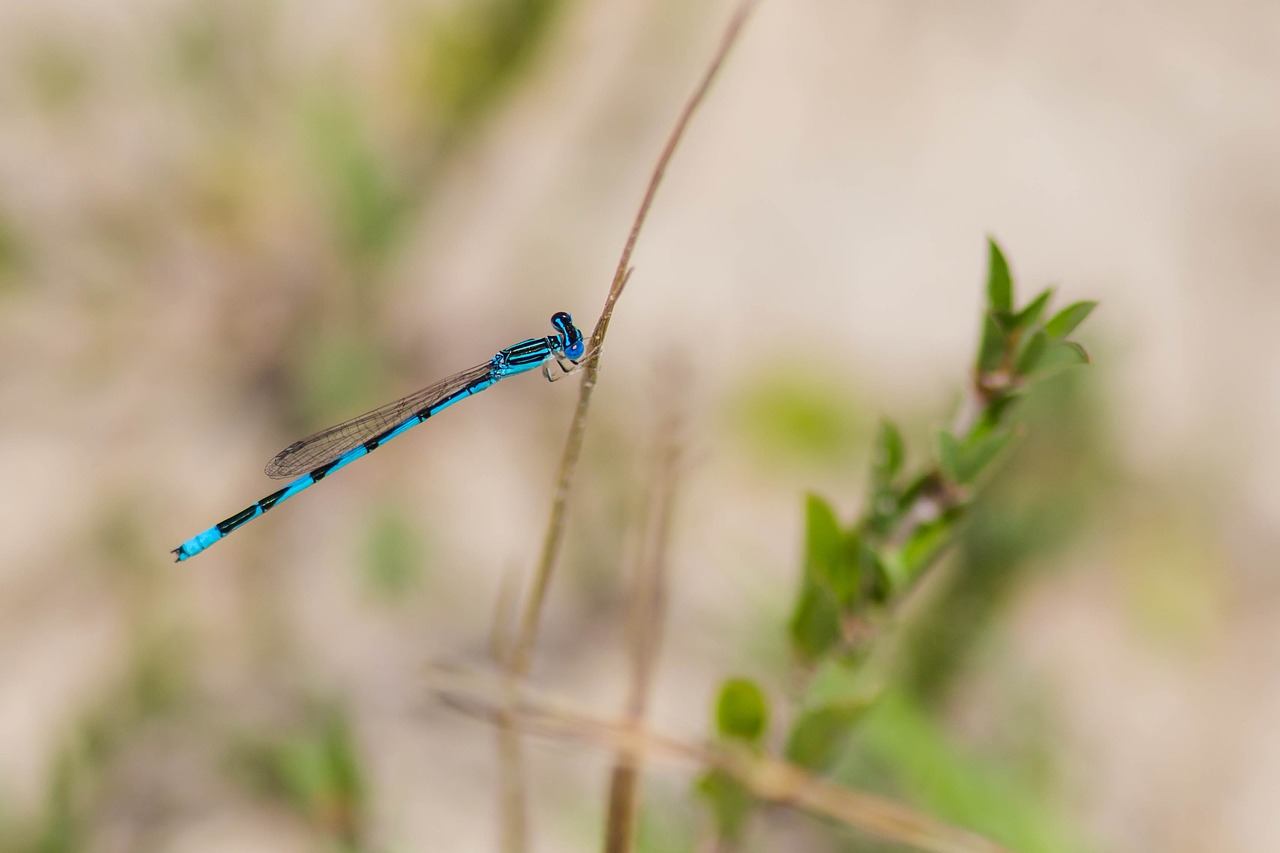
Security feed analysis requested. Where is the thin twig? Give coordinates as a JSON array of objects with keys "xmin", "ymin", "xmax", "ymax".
[
  {"xmin": 493, "ymin": 5, "xmax": 757, "ymax": 850},
  {"xmin": 429, "ymin": 668, "xmax": 1015, "ymax": 853},
  {"xmin": 508, "ymin": 0, "xmax": 757, "ymax": 678},
  {"xmin": 603, "ymin": 367, "xmax": 686, "ymax": 853}
]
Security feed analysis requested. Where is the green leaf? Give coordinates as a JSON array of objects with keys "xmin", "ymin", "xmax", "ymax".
[
  {"xmin": 937, "ymin": 431, "xmax": 963, "ymax": 483},
  {"xmin": 856, "ymin": 540, "xmax": 892, "ymax": 604},
  {"xmin": 958, "ymin": 430, "xmax": 1013, "ymax": 483},
  {"xmin": 801, "ymin": 658, "xmax": 874, "ymax": 710},
  {"xmin": 804, "ymin": 493, "xmax": 862, "ymax": 604},
  {"xmin": 785, "ymin": 661, "xmax": 878, "ymax": 769},
  {"xmin": 1063, "ymin": 340, "xmax": 1091, "ymax": 364},
  {"xmin": 715, "ymin": 678, "xmax": 769, "ymax": 743},
  {"xmin": 897, "ymin": 516, "xmax": 956, "ymax": 582},
  {"xmin": 974, "ymin": 390, "xmax": 1023, "ymax": 433},
  {"xmin": 789, "ymin": 495, "xmax": 859, "ymax": 659},
  {"xmin": 867, "ymin": 422, "xmax": 907, "ymax": 538},
  {"xmin": 1028, "ymin": 340, "xmax": 1091, "ymax": 376},
  {"xmin": 898, "ymin": 472, "xmax": 936, "ymax": 508},
  {"xmin": 1013, "ymin": 329, "xmax": 1048, "ymax": 376},
  {"xmin": 985, "ymin": 238, "xmax": 1013, "ymax": 313},
  {"xmin": 940, "ymin": 430, "xmax": 1012, "ymax": 484},
  {"xmin": 871, "ymin": 419, "xmax": 905, "ymax": 487},
  {"xmin": 1043, "ymin": 300, "xmax": 1097, "ymax": 339},
  {"xmin": 785, "ymin": 705, "xmax": 863, "ymax": 771},
  {"xmin": 789, "ymin": 585, "xmax": 841, "ymax": 662},
  {"xmin": 865, "ymin": 490, "xmax": 901, "ymax": 537},
  {"xmin": 976, "ymin": 312, "xmax": 1007, "ymax": 373},
  {"xmin": 697, "ymin": 769, "xmax": 754, "ymax": 842},
  {"xmin": 1013, "ymin": 286, "xmax": 1054, "ymax": 330},
  {"xmin": 803, "ymin": 495, "xmax": 842, "ymax": 583}
]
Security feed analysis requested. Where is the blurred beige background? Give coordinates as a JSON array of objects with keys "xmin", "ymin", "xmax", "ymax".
[{"xmin": 0, "ymin": 0, "xmax": 1276, "ymax": 851}]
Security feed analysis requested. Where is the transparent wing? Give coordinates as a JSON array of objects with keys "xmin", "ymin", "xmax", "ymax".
[{"xmin": 265, "ymin": 361, "xmax": 493, "ymax": 478}]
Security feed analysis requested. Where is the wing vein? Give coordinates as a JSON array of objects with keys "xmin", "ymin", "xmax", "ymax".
[{"xmin": 264, "ymin": 361, "xmax": 494, "ymax": 478}]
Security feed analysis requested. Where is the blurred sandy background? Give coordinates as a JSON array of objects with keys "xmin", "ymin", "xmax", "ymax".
[{"xmin": 1, "ymin": 0, "xmax": 1277, "ymax": 851}]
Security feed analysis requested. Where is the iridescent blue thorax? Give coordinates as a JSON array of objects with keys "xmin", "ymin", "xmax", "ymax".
[{"xmin": 491, "ymin": 312, "xmax": 586, "ymax": 378}]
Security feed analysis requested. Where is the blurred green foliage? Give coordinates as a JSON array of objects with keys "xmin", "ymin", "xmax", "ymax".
[
  {"xmin": 0, "ymin": 504, "xmax": 198, "ymax": 853},
  {"xmin": 294, "ymin": 331, "xmax": 391, "ymax": 431},
  {"xmin": 697, "ymin": 677, "xmax": 773, "ymax": 844},
  {"xmin": 302, "ymin": 90, "xmax": 411, "ymax": 266},
  {"xmin": 32, "ymin": 752, "xmax": 83, "ymax": 853},
  {"xmin": 635, "ymin": 785, "xmax": 698, "ymax": 853},
  {"xmin": 700, "ymin": 239, "xmax": 1100, "ymax": 849},
  {"xmin": 785, "ymin": 659, "xmax": 877, "ymax": 772},
  {"xmin": 421, "ymin": 0, "xmax": 568, "ymax": 130},
  {"xmin": 2, "ymin": 652, "xmax": 194, "ymax": 853},
  {"xmin": 231, "ymin": 702, "xmax": 368, "ymax": 850},
  {"xmin": 731, "ymin": 373, "xmax": 874, "ymax": 471},
  {"xmin": 0, "ymin": 209, "xmax": 27, "ymax": 292},
  {"xmin": 362, "ymin": 502, "xmax": 429, "ymax": 599},
  {"xmin": 903, "ymin": 368, "xmax": 1104, "ymax": 704},
  {"xmin": 20, "ymin": 39, "xmax": 91, "ymax": 112},
  {"xmin": 836, "ymin": 692, "xmax": 1086, "ymax": 853}
]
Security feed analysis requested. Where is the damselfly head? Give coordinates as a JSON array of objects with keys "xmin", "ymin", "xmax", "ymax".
[{"xmin": 551, "ymin": 311, "xmax": 585, "ymax": 361}]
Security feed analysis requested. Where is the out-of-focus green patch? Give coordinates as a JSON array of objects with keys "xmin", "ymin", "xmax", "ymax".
[
  {"xmin": 230, "ymin": 702, "xmax": 367, "ymax": 845},
  {"xmin": 728, "ymin": 372, "xmax": 873, "ymax": 471},
  {"xmin": 699, "ymin": 678, "xmax": 771, "ymax": 844},
  {"xmin": 785, "ymin": 704, "xmax": 864, "ymax": 773},
  {"xmin": 126, "ymin": 632, "xmax": 193, "ymax": 719},
  {"xmin": 418, "ymin": 0, "xmax": 567, "ymax": 130},
  {"xmin": 635, "ymin": 783, "xmax": 697, "ymax": 853},
  {"xmin": 168, "ymin": 0, "xmax": 272, "ymax": 107},
  {"xmin": 1119, "ymin": 511, "xmax": 1224, "ymax": 649},
  {"xmin": 785, "ymin": 659, "xmax": 875, "ymax": 771},
  {"xmin": 90, "ymin": 498, "xmax": 195, "ymax": 722},
  {"xmin": 300, "ymin": 90, "xmax": 409, "ymax": 265},
  {"xmin": 903, "ymin": 369, "xmax": 1105, "ymax": 703},
  {"xmin": 0, "ymin": 797, "xmax": 28, "ymax": 853},
  {"xmin": 706, "ymin": 239, "xmax": 1099, "ymax": 845},
  {"xmin": 16, "ymin": 657, "xmax": 196, "ymax": 853},
  {"xmin": 172, "ymin": 3, "xmax": 227, "ymax": 86},
  {"xmin": 186, "ymin": 139, "xmax": 261, "ymax": 242},
  {"xmin": 31, "ymin": 749, "xmax": 85, "ymax": 853},
  {"xmin": 295, "ymin": 331, "xmax": 391, "ymax": 429},
  {"xmin": 2, "ymin": 498, "xmax": 200, "ymax": 852},
  {"xmin": 362, "ymin": 504, "xmax": 428, "ymax": 599},
  {"xmin": 21, "ymin": 39, "xmax": 90, "ymax": 112},
  {"xmin": 94, "ymin": 499, "xmax": 156, "ymax": 582},
  {"xmin": 714, "ymin": 678, "xmax": 769, "ymax": 744},
  {"xmin": 838, "ymin": 692, "xmax": 1090, "ymax": 853},
  {"xmin": 695, "ymin": 768, "xmax": 753, "ymax": 846},
  {"xmin": 0, "ymin": 208, "xmax": 28, "ymax": 292}
]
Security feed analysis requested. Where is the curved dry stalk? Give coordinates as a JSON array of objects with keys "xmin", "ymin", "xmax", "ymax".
[
  {"xmin": 429, "ymin": 667, "xmax": 1015, "ymax": 853},
  {"xmin": 493, "ymin": 5, "xmax": 757, "ymax": 851},
  {"xmin": 508, "ymin": 0, "xmax": 757, "ymax": 679}
]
